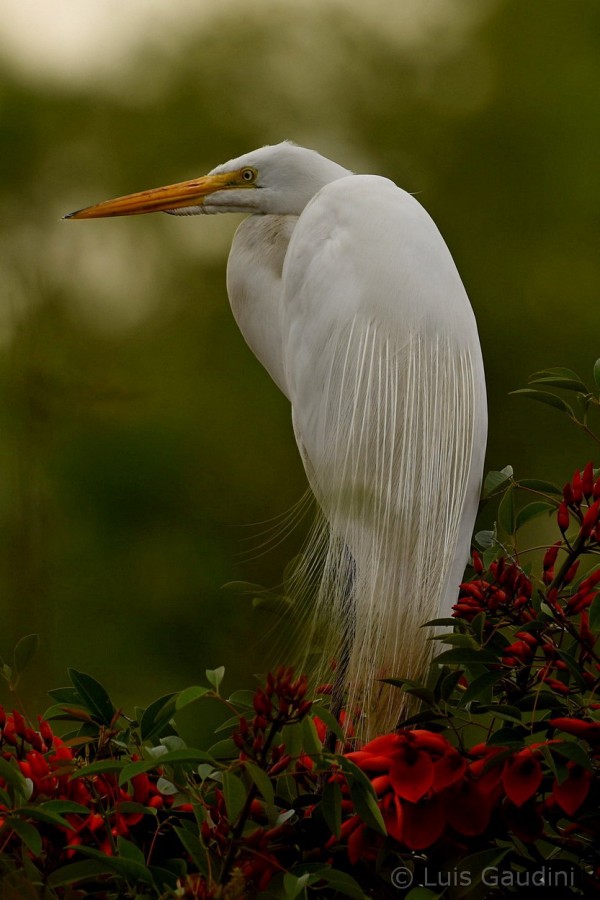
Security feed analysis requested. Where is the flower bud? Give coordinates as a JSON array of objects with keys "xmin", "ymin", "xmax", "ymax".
[
  {"xmin": 12, "ymin": 710, "xmax": 28, "ymax": 739},
  {"xmin": 582, "ymin": 462, "xmax": 595, "ymax": 499},
  {"xmin": 562, "ymin": 560, "xmax": 580, "ymax": 586},
  {"xmin": 572, "ymin": 470, "xmax": 583, "ymax": 504},
  {"xmin": 543, "ymin": 542, "xmax": 560, "ymax": 571},
  {"xmin": 557, "ymin": 502, "xmax": 570, "ymax": 533},
  {"xmin": 472, "ymin": 550, "xmax": 484, "ymax": 574},
  {"xmin": 269, "ymin": 754, "xmax": 292, "ymax": 776},
  {"xmin": 581, "ymin": 500, "xmax": 600, "ymax": 538}
]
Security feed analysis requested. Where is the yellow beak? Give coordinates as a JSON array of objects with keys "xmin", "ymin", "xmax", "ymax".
[{"xmin": 64, "ymin": 171, "xmax": 237, "ymax": 220}]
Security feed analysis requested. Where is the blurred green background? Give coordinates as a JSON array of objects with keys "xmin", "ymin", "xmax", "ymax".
[{"xmin": 1, "ymin": 0, "xmax": 599, "ymax": 717}]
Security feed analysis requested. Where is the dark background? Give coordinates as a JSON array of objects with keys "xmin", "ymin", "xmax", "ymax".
[{"xmin": 1, "ymin": 0, "xmax": 598, "ymax": 721}]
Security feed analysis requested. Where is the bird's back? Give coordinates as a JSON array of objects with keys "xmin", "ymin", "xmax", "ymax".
[{"xmin": 281, "ymin": 175, "xmax": 487, "ymax": 735}]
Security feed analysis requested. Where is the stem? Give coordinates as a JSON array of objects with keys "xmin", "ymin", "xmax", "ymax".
[
  {"xmin": 146, "ymin": 815, "xmax": 174, "ymax": 867},
  {"xmin": 547, "ymin": 533, "xmax": 586, "ymax": 593},
  {"xmin": 219, "ymin": 717, "xmax": 283, "ymax": 885}
]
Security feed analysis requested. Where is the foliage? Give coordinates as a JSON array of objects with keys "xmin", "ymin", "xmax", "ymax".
[{"xmin": 1, "ymin": 361, "xmax": 600, "ymax": 897}]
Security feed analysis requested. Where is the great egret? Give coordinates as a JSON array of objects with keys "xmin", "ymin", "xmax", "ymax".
[{"xmin": 65, "ymin": 141, "xmax": 487, "ymax": 736}]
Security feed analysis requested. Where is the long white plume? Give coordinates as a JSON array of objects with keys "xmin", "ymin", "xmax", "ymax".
[{"xmin": 289, "ymin": 319, "xmax": 480, "ymax": 738}]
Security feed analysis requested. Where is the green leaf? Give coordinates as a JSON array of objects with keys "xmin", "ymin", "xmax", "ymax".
[
  {"xmin": 175, "ymin": 685, "xmax": 209, "ymax": 710},
  {"xmin": 589, "ymin": 594, "xmax": 600, "ymax": 634},
  {"xmin": 321, "ymin": 780, "xmax": 342, "ymax": 838},
  {"xmin": 117, "ymin": 801, "xmax": 157, "ymax": 817},
  {"xmin": 529, "ymin": 375, "xmax": 588, "ymax": 392},
  {"xmin": 17, "ymin": 806, "xmax": 75, "ymax": 830},
  {"xmin": 68, "ymin": 669, "xmax": 114, "ymax": 726},
  {"xmin": 313, "ymin": 868, "xmax": 366, "ymax": 899},
  {"xmin": 338, "ymin": 758, "xmax": 385, "ymax": 835},
  {"xmin": 6, "ymin": 817, "xmax": 42, "ymax": 857},
  {"xmin": 532, "ymin": 366, "xmax": 582, "ymax": 380},
  {"xmin": 208, "ymin": 737, "xmax": 238, "ymax": 759},
  {"xmin": 515, "ymin": 501, "xmax": 555, "ymax": 530},
  {"xmin": 302, "ymin": 715, "xmax": 323, "ymax": 755},
  {"xmin": 174, "ymin": 825, "xmax": 209, "ymax": 876},
  {"xmin": 486, "ymin": 726, "xmax": 525, "ymax": 746},
  {"xmin": 13, "ymin": 634, "xmax": 40, "ymax": 675},
  {"xmin": 594, "ymin": 359, "xmax": 600, "ymax": 391},
  {"xmin": 47, "ymin": 686, "xmax": 84, "ymax": 704},
  {"xmin": 497, "ymin": 487, "xmax": 515, "ymax": 535},
  {"xmin": 310, "ymin": 706, "xmax": 345, "ymax": 743},
  {"xmin": 382, "ymin": 678, "xmax": 436, "ymax": 706},
  {"xmin": 510, "ymin": 388, "xmax": 574, "ymax": 415},
  {"xmin": 474, "ymin": 529, "xmax": 495, "ymax": 549},
  {"xmin": 482, "ymin": 469, "xmax": 512, "ymax": 498},
  {"xmin": 284, "ymin": 873, "xmax": 311, "ymax": 899},
  {"xmin": 157, "ymin": 777, "xmax": 177, "ymax": 795},
  {"xmin": 556, "ymin": 650, "xmax": 588, "ymax": 690},
  {"xmin": 453, "ymin": 847, "xmax": 510, "ymax": 898},
  {"xmin": 434, "ymin": 647, "xmax": 498, "ymax": 665},
  {"xmin": 470, "ymin": 611, "xmax": 486, "ymax": 643},
  {"xmin": 206, "ymin": 666, "xmax": 225, "ymax": 690},
  {"xmin": 437, "ymin": 669, "xmax": 464, "ymax": 701},
  {"xmin": 150, "ymin": 863, "xmax": 181, "ymax": 891},
  {"xmin": 280, "ymin": 722, "xmax": 304, "ymax": 759},
  {"xmin": 119, "ymin": 748, "xmax": 214, "ymax": 785},
  {"xmin": 474, "ymin": 703, "xmax": 522, "ymax": 724},
  {"xmin": 69, "ymin": 759, "xmax": 128, "ymax": 779},
  {"xmin": 35, "ymin": 800, "xmax": 90, "ymax": 816},
  {"xmin": 140, "ymin": 692, "xmax": 177, "ymax": 742},
  {"xmin": 435, "ymin": 632, "xmax": 476, "ymax": 649},
  {"xmin": 461, "ymin": 671, "xmax": 503, "ymax": 705},
  {"xmin": 48, "ymin": 859, "xmax": 117, "ymax": 887},
  {"xmin": 421, "ymin": 617, "xmax": 459, "ymax": 628},
  {"xmin": 517, "ymin": 478, "xmax": 563, "ymax": 495},
  {"xmin": 227, "ymin": 689, "xmax": 256, "ymax": 708},
  {"xmin": 222, "ymin": 580, "xmax": 265, "ymax": 594},
  {"xmin": 552, "ymin": 740, "xmax": 593, "ymax": 770},
  {"xmin": 0, "ymin": 757, "xmax": 29, "ymax": 796},
  {"xmin": 73, "ymin": 846, "xmax": 155, "ymax": 886},
  {"xmin": 222, "ymin": 770, "xmax": 247, "ymax": 822},
  {"xmin": 43, "ymin": 702, "xmax": 90, "ymax": 722},
  {"xmin": 347, "ymin": 779, "xmax": 386, "ymax": 835},
  {"xmin": 243, "ymin": 760, "xmax": 275, "ymax": 805},
  {"xmin": 117, "ymin": 835, "xmax": 146, "ymax": 865}
]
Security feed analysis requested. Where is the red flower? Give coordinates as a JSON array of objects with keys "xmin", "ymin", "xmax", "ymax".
[
  {"xmin": 502, "ymin": 798, "xmax": 544, "ymax": 842},
  {"xmin": 502, "ymin": 749, "xmax": 542, "ymax": 807},
  {"xmin": 548, "ymin": 717, "xmax": 600, "ymax": 744},
  {"xmin": 552, "ymin": 763, "xmax": 593, "ymax": 816},
  {"xmin": 444, "ymin": 777, "xmax": 494, "ymax": 836},
  {"xmin": 432, "ymin": 746, "xmax": 466, "ymax": 791},
  {"xmin": 397, "ymin": 793, "xmax": 445, "ymax": 850}
]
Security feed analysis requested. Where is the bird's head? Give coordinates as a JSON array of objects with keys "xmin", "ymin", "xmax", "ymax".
[{"xmin": 64, "ymin": 141, "xmax": 351, "ymax": 221}]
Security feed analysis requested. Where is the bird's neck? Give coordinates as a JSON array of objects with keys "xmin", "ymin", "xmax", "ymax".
[{"xmin": 226, "ymin": 215, "xmax": 297, "ymax": 398}]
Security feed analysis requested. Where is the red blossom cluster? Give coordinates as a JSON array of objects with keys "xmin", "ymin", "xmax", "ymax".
[
  {"xmin": 336, "ymin": 727, "xmax": 596, "ymax": 862},
  {"xmin": 0, "ymin": 705, "xmax": 167, "ymax": 861},
  {"xmin": 191, "ymin": 668, "xmax": 314, "ymax": 896},
  {"xmin": 233, "ymin": 667, "xmax": 310, "ymax": 768},
  {"xmin": 450, "ymin": 466, "xmax": 600, "ymax": 702},
  {"xmin": 557, "ymin": 463, "xmax": 600, "ymax": 539},
  {"xmin": 199, "ymin": 789, "xmax": 287, "ymax": 894},
  {"xmin": 453, "ymin": 553, "xmax": 533, "ymax": 623}
]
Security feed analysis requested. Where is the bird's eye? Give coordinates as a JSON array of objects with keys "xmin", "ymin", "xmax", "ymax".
[{"xmin": 240, "ymin": 167, "xmax": 257, "ymax": 183}]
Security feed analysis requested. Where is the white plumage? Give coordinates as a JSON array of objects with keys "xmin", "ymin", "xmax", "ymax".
[{"xmin": 66, "ymin": 141, "xmax": 487, "ymax": 737}]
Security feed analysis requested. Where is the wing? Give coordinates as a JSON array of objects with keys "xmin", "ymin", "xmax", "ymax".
[{"xmin": 281, "ymin": 175, "xmax": 487, "ymax": 735}]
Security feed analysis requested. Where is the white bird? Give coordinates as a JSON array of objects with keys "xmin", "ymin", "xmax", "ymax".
[{"xmin": 65, "ymin": 141, "xmax": 487, "ymax": 736}]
